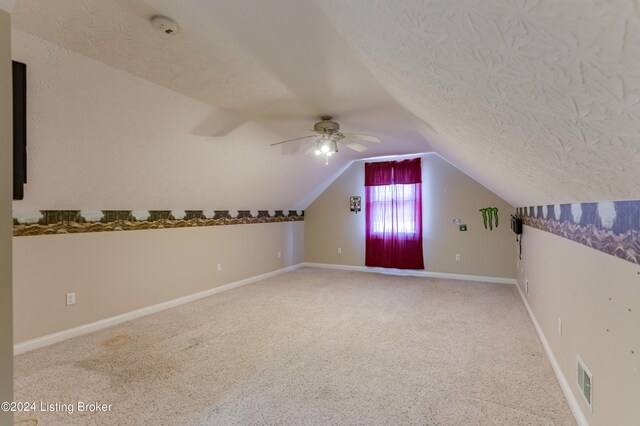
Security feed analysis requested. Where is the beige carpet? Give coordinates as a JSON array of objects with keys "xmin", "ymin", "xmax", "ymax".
[{"xmin": 14, "ymin": 268, "xmax": 575, "ymax": 425}]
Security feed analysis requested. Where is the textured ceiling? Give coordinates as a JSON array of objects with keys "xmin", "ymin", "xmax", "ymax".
[
  {"xmin": 11, "ymin": 0, "xmax": 432, "ymax": 149},
  {"xmin": 317, "ymin": 0, "xmax": 640, "ymax": 205},
  {"xmin": 11, "ymin": 0, "xmax": 640, "ymax": 207}
]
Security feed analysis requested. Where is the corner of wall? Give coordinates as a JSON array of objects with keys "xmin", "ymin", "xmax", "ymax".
[{"xmin": 0, "ymin": 1, "xmax": 15, "ymax": 14}]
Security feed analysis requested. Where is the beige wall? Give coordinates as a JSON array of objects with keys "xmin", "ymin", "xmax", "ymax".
[
  {"xmin": 8, "ymin": 28, "xmax": 309, "ymax": 347},
  {"xmin": 305, "ymin": 153, "xmax": 516, "ymax": 278},
  {"xmin": 0, "ymin": 9, "xmax": 13, "ymax": 426},
  {"xmin": 13, "ymin": 222, "xmax": 304, "ymax": 343},
  {"xmin": 518, "ymin": 226, "xmax": 640, "ymax": 425}
]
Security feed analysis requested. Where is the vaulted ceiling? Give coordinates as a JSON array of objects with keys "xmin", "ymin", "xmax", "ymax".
[{"xmin": 11, "ymin": 0, "xmax": 640, "ymax": 208}]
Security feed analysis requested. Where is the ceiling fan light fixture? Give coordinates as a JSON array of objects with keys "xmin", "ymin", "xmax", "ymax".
[{"xmin": 269, "ymin": 116, "xmax": 381, "ymax": 165}]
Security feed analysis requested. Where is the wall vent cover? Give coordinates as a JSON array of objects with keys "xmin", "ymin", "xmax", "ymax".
[{"xmin": 576, "ymin": 355, "xmax": 593, "ymax": 410}]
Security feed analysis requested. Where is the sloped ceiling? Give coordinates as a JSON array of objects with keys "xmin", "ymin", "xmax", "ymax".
[
  {"xmin": 11, "ymin": 0, "xmax": 640, "ymax": 208},
  {"xmin": 317, "ymin": 0, "xmax": 640, "ymax": 206},
  {"xmin": 11, "ymin": 0, "xmax": 434, "ymax": 210}
]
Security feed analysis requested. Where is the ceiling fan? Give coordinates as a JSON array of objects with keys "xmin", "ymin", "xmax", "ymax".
[{"xmin": 270, "ymin": 116, "xmax": 381, "ymax": 164}]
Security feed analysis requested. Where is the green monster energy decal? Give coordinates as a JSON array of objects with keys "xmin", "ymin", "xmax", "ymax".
[{"xmin": 479, "ymin": 207, "xmax": 499, "ymax": 230}]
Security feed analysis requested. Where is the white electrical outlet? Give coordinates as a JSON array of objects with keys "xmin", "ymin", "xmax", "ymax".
[
  {"xmin": 455, "ymin": 253, "xmax": 461, "ymax": 261},
  {"xmin": 66, "ymin": 292, "xmax": 76, "ymax": 306},
  {"xmin": 337, "ymin": 248, "xmax": 342, "ymax": 255},
  {"xmin": 525, "ymin": 279, "xmax": 529, "ymax": 295},
  {"xmin": 520, "ymin": 265, "xmax": 524, "ymax": 276},
  {"xmin": 558, "ymin": 318, "xmax": 563, "ymax": 336},
  {"xmin": 277, "ymin": 251, "xmax": 282, "ymax": 258},
  {"xmin": 217, "ymin": 263, "xmax": 222, "ymax": 272}
]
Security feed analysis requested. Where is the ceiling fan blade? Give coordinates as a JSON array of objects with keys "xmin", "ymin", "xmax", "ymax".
[
  {"xmin": 304, "ymin": 145, "xmax": 318, "ymax": 155},
  {"xmin": 270, "ymin": 135, "xmax": 316, "ymax": 146},
  {"xmin": 343, "ymin": 133, "xmax": 381, "ymax": 143},
  {"xmin": 344, "ymin": 141, "xmax": 369, "ymax": 152}
]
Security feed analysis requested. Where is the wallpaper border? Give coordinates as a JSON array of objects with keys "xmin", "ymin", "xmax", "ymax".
[
  {"xmin": 516, "ymin": 201, "xmax": 639, "ymax": 265},
  {"xmin": 13, "ymin": 209, "xmax": 304, "ymax": 237}
]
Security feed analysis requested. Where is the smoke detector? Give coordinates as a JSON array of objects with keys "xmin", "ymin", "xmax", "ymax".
[{"xmin": 151, "ymin": 15, "xmax": 178, "ymax": 35}]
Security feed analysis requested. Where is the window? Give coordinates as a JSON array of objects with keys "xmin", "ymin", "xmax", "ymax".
[
  {"xmin": 365, "ymin": 158, "xmax": 424, "ymax": 270},
  {"xmin": 369, "ymin": 184, "xmax": 418, "ymax": 235}
]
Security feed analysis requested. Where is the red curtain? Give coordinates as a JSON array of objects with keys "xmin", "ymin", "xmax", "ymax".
[{"xmin": 365, "ymin": 158, "xmax": 424, "ymax": 269}]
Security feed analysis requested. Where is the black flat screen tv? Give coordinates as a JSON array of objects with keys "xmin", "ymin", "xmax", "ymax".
[{"xmin": 13, "ymin": 60, "xmax": 27, "ymax": 200}]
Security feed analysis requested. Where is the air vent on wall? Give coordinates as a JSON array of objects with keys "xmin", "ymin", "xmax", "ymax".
[{"xmin": 577, "ymin": 355, "xmax": 593, "ymax": 411}]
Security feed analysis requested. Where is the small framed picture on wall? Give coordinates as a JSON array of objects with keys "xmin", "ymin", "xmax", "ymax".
[{"xmin": 350, "ymin": 196, "xmax": 361, "ymax": 213}]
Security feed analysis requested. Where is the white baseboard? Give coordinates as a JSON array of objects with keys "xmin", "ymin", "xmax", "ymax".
[
  {"xmin": 301, "ymin": 262, "xmax": 517, "ymax": 285},
  {"xmin": 14, "ymin": 263, "xmax": 304, "ymax": 355},
  {"xmin": 514, "ymin": 280, "xmax": 589, "ymax": 426}
]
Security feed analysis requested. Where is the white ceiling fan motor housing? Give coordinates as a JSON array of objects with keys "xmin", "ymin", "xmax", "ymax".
[{"xmin": 151, "ymin": 16, "xmax": 178, "ymax": 35}]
